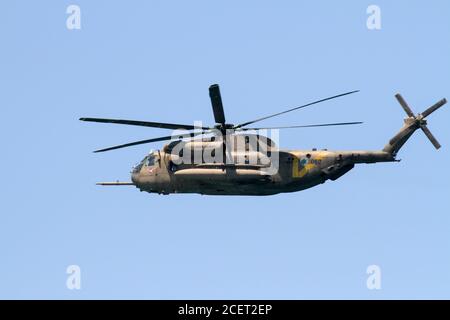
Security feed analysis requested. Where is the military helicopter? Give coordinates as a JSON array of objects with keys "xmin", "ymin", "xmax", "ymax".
[{"xmin": 80, "ymin": 84, "xmax": 446, "ymax": 196}]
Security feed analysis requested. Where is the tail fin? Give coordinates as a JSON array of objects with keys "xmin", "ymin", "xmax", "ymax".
[{"xmin": 383, "ymin": 94, "xmax": 447, "ymax": 155}]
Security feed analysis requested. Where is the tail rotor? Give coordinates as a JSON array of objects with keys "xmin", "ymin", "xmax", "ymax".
[
  {"xmin": 395, "ymin": 94, "xmax": 446, "ymax": 150},
  {"xmin": 383, "ymin": 94, "xmax": 446, "ymax": 155}
]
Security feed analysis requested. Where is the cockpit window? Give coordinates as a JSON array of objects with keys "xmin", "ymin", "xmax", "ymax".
[
  {"xmin": 132, "ymin": 153, "xmax": 158, "ymax": 173},
  {"xmin": 145, "ymin": 153, "xmax": 159, "ymax": 167},
  {"xmin": 132, "ymin": 161, "xmax": 144, "ymax": 173},
  {"xmin": 146, "ymin": 155, "xmax": 155, "ymax": 166}
]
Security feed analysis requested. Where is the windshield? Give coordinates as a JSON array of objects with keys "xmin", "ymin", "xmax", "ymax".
[
  {"xmin": 146, "ymin": 155, "xmax": 155, "ymax": 166},
  {"xmin": 132, "ymin": 154, "xmax": 157, "ymax": 173}
]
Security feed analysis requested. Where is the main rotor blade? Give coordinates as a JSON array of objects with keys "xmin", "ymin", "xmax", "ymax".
[
  {"xmin": 395, "ymin": 94, "xmax": 415, "ymax": 117},
  {"xmin": 93, "ymin": 131, "xmax": 209, "ymax": 153},
  {"xmin": 234, "ymin": 90, "xmax": 360, "ymax": 129},
  {"xmin": 420, "ymin": 125, "xmax": 441, "ymax": 149},
  {"xmin": 421, "ymin": 98, "xmax": 447, "ymax": 118},
  {"xmin": 80, "ymin": 117, "xmax": 210, "ymax": 131},
  {"xmin": 209, "ymin": 84, "xmax": 226, "ymax": 124},
  {"xmin": 237, "ymin": 121, "xmax": 363, "ymax": 130}
]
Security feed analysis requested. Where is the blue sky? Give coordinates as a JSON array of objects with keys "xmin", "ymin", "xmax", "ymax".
[{"xmin": 0, "ymin": 1, "xmax": 449, "ymax": 299}]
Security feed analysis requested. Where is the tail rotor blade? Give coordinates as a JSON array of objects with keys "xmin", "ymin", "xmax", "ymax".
[
  {"xmin": 421, "ymin": 98, "xmax": 447, "ymax": 118},
  {"xmin": 395, "ymin": 93, "xmax": 415, "ymax": 117},
  {"xmin": 421, "ymin": 125, "xmax": 441, "ymax": 149}
]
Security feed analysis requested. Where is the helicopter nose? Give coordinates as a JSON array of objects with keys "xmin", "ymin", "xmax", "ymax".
[{"xmin": 131, "ymin": 172, "xmax": 140, "ymax": 185}]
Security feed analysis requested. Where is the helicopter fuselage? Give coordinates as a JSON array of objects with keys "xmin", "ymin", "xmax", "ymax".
[{"xmin": 130, "ymin": 148, "xmax": 395, "ymax": 196}]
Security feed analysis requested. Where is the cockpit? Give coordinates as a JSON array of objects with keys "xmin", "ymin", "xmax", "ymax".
[{"xmin": 132, "ymin": 152, "xmax": 158, "ymax": 173}]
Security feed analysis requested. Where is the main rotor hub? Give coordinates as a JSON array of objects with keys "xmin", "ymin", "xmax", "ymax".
[{"xmin": 214, "ymin": 123, "xmax": 234, "ymax": 130}]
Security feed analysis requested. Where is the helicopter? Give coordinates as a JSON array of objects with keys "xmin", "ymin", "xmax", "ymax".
[{"xmin": 80, "ymin": 84, "xmax": 446, "ymax": 196}]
